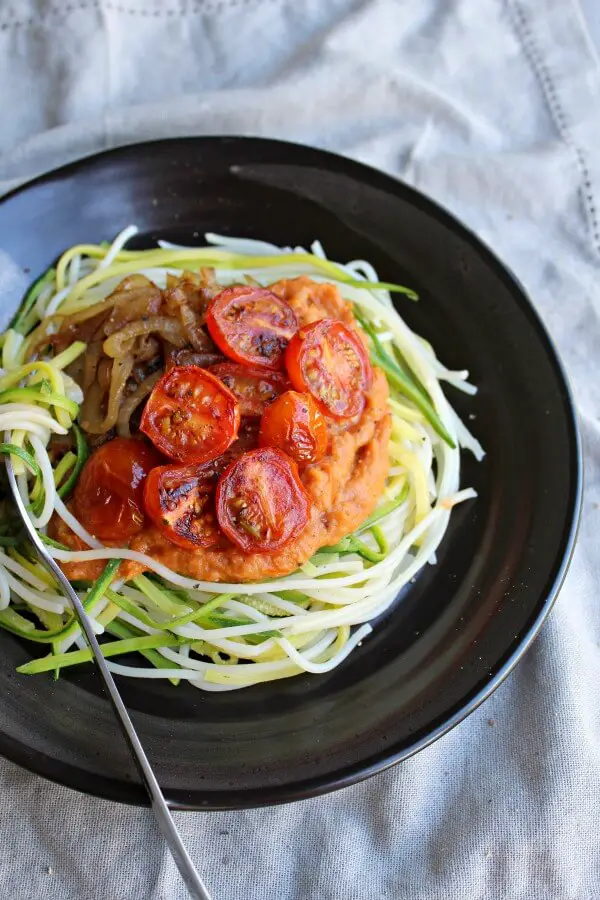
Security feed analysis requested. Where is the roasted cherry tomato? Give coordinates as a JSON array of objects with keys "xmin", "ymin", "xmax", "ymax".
[
  {"xmin": 285, "ymin": 318, "xmax": 372, "ymax": 419},
  {"xmin": 209, "ymin": 362, "xmax": 290, "ymax": 417},
  {"xmin": 206, "ymin": 286, "xmax": 298, "ymax": 370},
  {"xmin": 215, "ymin": 447, "xmax": 311, "ymax": 552},
  {"xmin": 258, "ymin": 390, "xmax": 328, "ymax": 465},
  {"xmin": 142, "ymin": 422, "xmax": 262, "ymax": 551},
  {"xmin": 73, "ymin": 437, "xmax": 161, "ymax": 541},
  {"xmin": 143, "ymin": 464, "xmax": 223, "ymax": 550},
  {"xmin": 140, "ymin": 365, "xmax": 240, "ymax": 464}
]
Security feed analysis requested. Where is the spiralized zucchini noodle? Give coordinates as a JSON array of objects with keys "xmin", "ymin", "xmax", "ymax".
[{"xmin": 0, "ymin": 227, "xmax": 483, "ymax": 691}]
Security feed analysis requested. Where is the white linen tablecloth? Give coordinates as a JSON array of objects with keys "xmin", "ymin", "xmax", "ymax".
[{"xmin": 1, "ymin": 1, "xmax": 599, "ymax": 897}]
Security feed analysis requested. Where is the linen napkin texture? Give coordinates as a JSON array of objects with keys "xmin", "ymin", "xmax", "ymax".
[{"xmin": 0, "ymin": 1, "xmax": 599, "ymax": 898}]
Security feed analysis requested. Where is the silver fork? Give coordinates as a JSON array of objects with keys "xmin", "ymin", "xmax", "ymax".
[{"xmin": 5, "ymin": 456, "xmax": 213, "ymax": 900}]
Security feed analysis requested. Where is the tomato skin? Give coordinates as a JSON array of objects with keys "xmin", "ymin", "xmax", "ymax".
[
  {"xmin": 143, "ymin": 464, "xmax": 223, "ymax": 550},
  {"xmin": 215, "ymin": 447, "xmax": 311, "ymax": 552},
  {"xmin": 73, "ymin": 437, "xmax": 162, "ymax": 541},
  {"xmin": 206, "ymin": 286, "xmax": 298, "ymax": 370},
  {"xmin": 209, "ymin": 362, "xmax": 290, "ymax": 417},
  {"xmin": 285, "ymin": 318, "xmax": 373, "ymax": 419},
  {"xmin": 139, "ymin": 365, "xmax": 240, "ymax": 464},
  {"xmin": 258, "ymin": 391, "xmax": 328, "ymax": 465}
]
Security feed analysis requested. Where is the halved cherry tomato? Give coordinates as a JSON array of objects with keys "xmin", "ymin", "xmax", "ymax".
[
  {"xmin": 215, "ymin": 447, "xmax": 311, "ymax": 552},
  {"xmin": 206, "ymin": 286, "xmax": 298, "ymax": 370},
  {"xmin": 73, "ymin": 437, "xmax": 162, "ymax": 541},
  {"xmin": 139, "ymin": 365, "xmax": 240, "ymax": 464},
  {"xmin": 142, "ymin": 423, "xmax": 261, "ymax": 551},
  {"xmin": 285, "ymin": 318, "xmax": 372, "ymax": 419},
  {"xmin": 209, "ymin": 362, "xmax": 290, "ymax": 417},
  {"xmin": 143, "ymin": 464, "xmax": 223, "ymax": 550},
  {"xmin": 258, "ymin": 390, "xmax": 328, "ymax": 465}
]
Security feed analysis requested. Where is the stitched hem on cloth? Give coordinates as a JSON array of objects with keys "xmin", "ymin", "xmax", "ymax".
[
  {"xmin": 0, "ymin": 0, "xmax": 282, "ymax": 29},
  {"xmin": 507, "ymin": 0, "xmax": 600, "ymax": 256}
]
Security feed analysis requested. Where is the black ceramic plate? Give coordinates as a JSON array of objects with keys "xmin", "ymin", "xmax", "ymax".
[{"xmin": 0, "ymin": 138, "xmax": 581, "ymax": 810}]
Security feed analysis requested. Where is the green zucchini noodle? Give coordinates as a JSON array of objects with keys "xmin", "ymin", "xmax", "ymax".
[{"xmin": 0, "ymin": 226, "xmax": 483, "ymax": 690}]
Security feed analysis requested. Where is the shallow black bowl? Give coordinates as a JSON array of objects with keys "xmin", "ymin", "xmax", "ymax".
[{"xmin": 0, "ymin": 137, "xmax": 581, "ymax": 809}]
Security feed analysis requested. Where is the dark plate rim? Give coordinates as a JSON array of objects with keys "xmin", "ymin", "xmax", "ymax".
[{"xmin": 0, "ymin": 136, "xmax": 583, "ymax": 810}]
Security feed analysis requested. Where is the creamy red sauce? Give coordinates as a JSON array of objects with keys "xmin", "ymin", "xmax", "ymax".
[{"xmin": 52, "ymin": 277, "xmax": 391, "ymax": 582}]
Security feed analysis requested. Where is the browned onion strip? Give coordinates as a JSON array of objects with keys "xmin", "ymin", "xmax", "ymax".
[
  {"xmin": 22, "ymin": 315, "xmax": 65, "ymax": 360},
  {"xmin": 104, "ymin": 287, "xmax": 162, "ymax": 336},
  {"xmin": 102, "ymin": 317, "xmax": 186, "ymax": 358},
  {"xmin": 116, "ymin": 370, "xmax": 163, "ymax": 437},
  {"xmin": 97, "ymin": 357, "xmax": 113, "ymax": 392},
  {"xmin": 199, "ymin": 267, "xmax": 219, "ymax": 291},
  {"xmin": 27, "ymin": 301, "xmax": 109, "ymax": 355},
  {"xmin": 78, "ymin": 380, "xmax": 106, "ymax": 433},
  {"xmin": 65, "ymin": 352, "xmax": 85, "ymax": 388},
  {"xmin": 25, "ymin": 300, "xmax": 117, "ymax": 361},
  {"xmin": 112, "ymin": 273, "xmax": 155, "ymax": 292},
  {"xmin": 165, "ymin": 348, "xmax": 224, "ymax": 370},
  {"xmin": 164, "ymin": 277, "xmax": 219, "ymax": 351},
  {"xmin": 134, "ymin": 335, "xmax": 160, "ymax": 362},
  {"xmin": 80, "ymin": 354, "xmax": 135, "ymax": 434},
  {"xmin": 82, "ymin": 340, "xmax": 104, "ymax": 392},
  {"xmin": 177, "ymin": 303, "xmax": 208, "ymax": 351}
]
